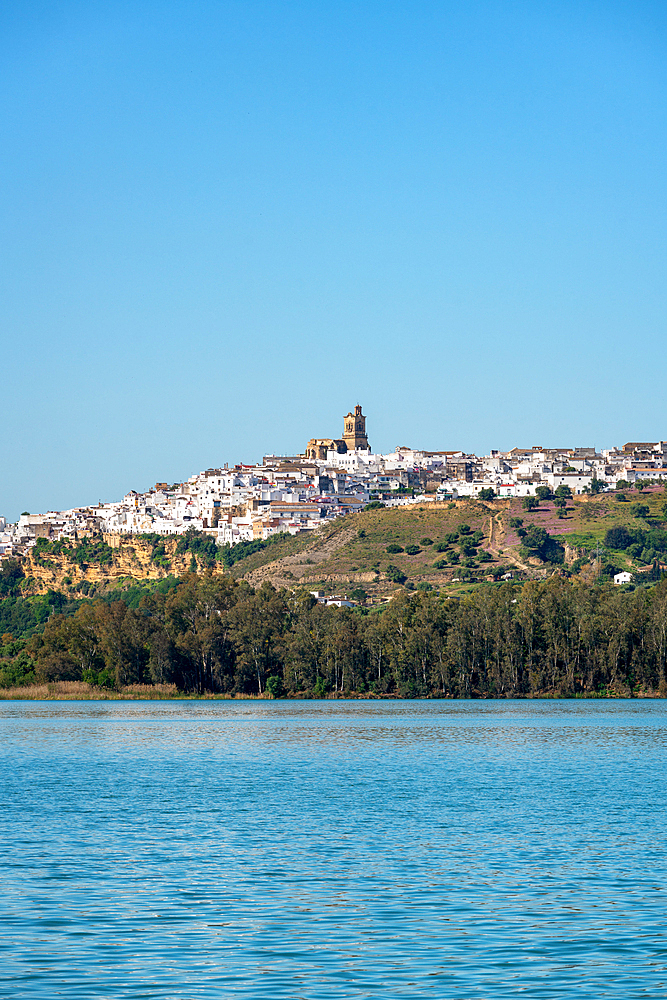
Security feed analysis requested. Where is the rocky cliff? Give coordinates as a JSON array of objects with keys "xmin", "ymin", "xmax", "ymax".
[{"xmin": 18, "ymin": 533, "xmax": 226, "ymax": 595}]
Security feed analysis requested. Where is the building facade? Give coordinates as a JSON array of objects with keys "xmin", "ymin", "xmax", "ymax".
[{"xmin": 305, "ymin": 404, "xmax": 370, "ymax": 460}]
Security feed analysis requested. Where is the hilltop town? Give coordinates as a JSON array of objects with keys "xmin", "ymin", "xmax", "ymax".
[{"xmin": 2, "ymin": 404, "xmax": 666, "ymax": 558}]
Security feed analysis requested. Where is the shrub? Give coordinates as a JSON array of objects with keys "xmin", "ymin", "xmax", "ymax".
[
  {"xmin": 420, "ymin": 537, "xmax": 434, "ymax": 546},
  {"xmin": 433, "ymin": 559, "xmax": 447, "ymax": 570},
  {"xmin": 0, "ymin": 559, "xmax": 24, "ymax": 597},
  {"xmin": 385, "ymin": 564, "xmax": 407, "ymax": 584},
  {"xmin": 605, "ymin": 526, "xmax": 632, "ymax": 550},
  {"xmin": 631, "ymin": 504, "xmax": 649, "ymax": 519},
  {"xmin": 176, "ymin": 529, "xmax": 218, "ymax": 567},
  {"xmin": 520, "ymin": 525, "xmax": 564, "ymax": 564},
  {"xmin": 434, "ymin": 541, "xmax": 449, "ymax": 552},
  {"xmin": 265, "ymin": 675, "xmax": 284, "ymax": 698},
  {"xmin": 386, "ymin": 544, "xmax": 404, "ymax": 554},
  {"xmin": 404, "ymin": 545, "xmax": 421, "ymax": 555}
]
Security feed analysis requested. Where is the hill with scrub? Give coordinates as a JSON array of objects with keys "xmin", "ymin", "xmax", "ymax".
[
  {"xmin": 229, "ymin": 485, "xmax": 667, "ymax": 596},
  {"xmin": 2, "ymin": 484, "xmax": 667, "ymax": 701},
  {"xmin": 8, "ymin": 484, "xmax": 667, "ymax": 604}
]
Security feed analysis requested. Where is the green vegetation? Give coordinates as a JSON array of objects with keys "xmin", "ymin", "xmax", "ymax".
[
  {"xmin": 604, "ymin": 524, "xmax": 667, "ymax": 565},
  {"xmin": 33, "ymin": 535, "xmax": 113, "ymax": 567},
  {"xmin": 385, "ymin": 564, "xmax": 407, "ymax": 584},
  {"xmin": 520, "ymin": 525, "xmax": 564, "ymax": 564},
  {"xmin": 2, "ymin": 573, "xmax": 667, "ymax": 698},
  {"xmin": 175, "ymin": 528, "xmax": 219, "ymax": 566}
]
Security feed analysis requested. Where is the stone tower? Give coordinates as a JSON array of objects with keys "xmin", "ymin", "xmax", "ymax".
[{"xmin": 342, "ymin": 404, "xmax": 370, "ymax": 452}]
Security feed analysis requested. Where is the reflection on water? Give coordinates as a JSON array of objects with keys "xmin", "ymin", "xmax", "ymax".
[{"xmin": 1, "ymin": 700, "xmax": 666, "ymax": 998}]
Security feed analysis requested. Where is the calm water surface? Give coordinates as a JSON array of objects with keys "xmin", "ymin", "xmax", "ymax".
[{"xmin": 1, "ymin": 699, "xmax": 666, "ymax": 998}]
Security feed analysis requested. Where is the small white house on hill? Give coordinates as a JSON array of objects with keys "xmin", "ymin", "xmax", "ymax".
[{"xmin": 614, "ymin": 571, "xmax": 633, "ymax": 586}]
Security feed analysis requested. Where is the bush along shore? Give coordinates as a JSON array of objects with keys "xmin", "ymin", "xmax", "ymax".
[{"xmin": 2, "ymin": 562, "xmax": 667, "ymax": 699}]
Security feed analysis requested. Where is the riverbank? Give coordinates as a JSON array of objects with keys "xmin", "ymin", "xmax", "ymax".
[{"xmin": 0, "ymin": 681, "xmax": 660, "ymax": 700}]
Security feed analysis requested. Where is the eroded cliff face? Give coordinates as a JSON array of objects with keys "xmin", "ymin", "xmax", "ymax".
[{"xmin": 19, "ymin": 534, "xmax": 226, "ymax": 595}]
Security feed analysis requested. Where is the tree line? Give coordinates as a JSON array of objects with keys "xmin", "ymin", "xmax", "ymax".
[{"xmin": 4, "ymin": 572, "xmax": 667, "ymax": 698}]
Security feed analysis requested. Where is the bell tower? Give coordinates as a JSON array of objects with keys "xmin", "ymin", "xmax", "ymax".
[{"xmin": 342, "ymin": 404, "xmax": 370, "ymax": 452}]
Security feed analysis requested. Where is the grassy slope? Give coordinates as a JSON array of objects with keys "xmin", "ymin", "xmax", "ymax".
[
  {"xmin": 9, "ymin": 486, "xmax": 665, "ymax": 602},
  {"xmin": 226, "ymin": 487, "xmax": 667, "ymax": 596},
  {"xmin": 233, "ymin": 501, "xmax": 499, "ymax": 596}
]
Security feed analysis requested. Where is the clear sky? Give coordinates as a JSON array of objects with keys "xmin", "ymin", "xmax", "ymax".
[{"xmin": 2, "ymin": 1, "xmax": 666, "ymax": 521}]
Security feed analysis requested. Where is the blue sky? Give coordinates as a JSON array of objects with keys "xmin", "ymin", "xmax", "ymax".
[{"xmin": 2, "ymin": 1, "xmax": 666, "ymax": 520}]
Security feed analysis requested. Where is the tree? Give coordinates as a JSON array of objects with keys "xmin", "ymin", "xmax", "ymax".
[
  {"xmin": 385, "ymin": 564, "xmax": 407, "ymax": 584},
  {"xmin": 229, "ymin": 581, "xmax": 287, "ymax": 695},
  {"xmin": 478, "ymin": 488, "xmax": 496, "ymax": 501},
  {"xmin": 460, "ymin": 538, "xmax": 477, "ymax": 557},
  {"xmin": 521, "ymin": 525, "xmax": 564, "ymax": 564},
  {"xmin": 590, "ymin": 478, "xmax": 607, "ymax": 494},
  {"xmin": 605, "ymin": 526, "xmax": 632, "ymax": 550},
  {"xmin": 265, "ymin": 674, "xmax": 284, "ymax": 698},
  {"xmin": 632, "ymin": 503, "xmax": 649, "ymax": 519},
  {"xmin": 635, "ymin": 481, "xmax": 646, "ymax": 492},
  {"xmin": 555, "ymin": 485, "xmax": 573, "ymax": 499},
  {"xmin": 0, "ymin": 559, "xmax": 24, "ymax": 597},
  {"xmin": 522, "ymin": 497, "xmax": 539, "ymax": 512},
  {"xmin": 167, "ymin": 572, "xmax": 239, "ymax": 692},
  {"xmin": 536, "ymin": 486, "xmax": 553, "ymax": 502}
]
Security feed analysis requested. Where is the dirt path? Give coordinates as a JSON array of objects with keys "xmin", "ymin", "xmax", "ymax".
[
  {"xmin": 244, "ymin": 524, "xmax": 358, "ymax": 588},
  {"xmin": 487, "ymin": 506, "xmax": 543, "ymax": 577}
]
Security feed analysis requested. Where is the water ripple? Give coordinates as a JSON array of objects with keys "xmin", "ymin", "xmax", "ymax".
[{"xmin": 1, "ymin": 700, "xmax": 666, "ymax": 997}]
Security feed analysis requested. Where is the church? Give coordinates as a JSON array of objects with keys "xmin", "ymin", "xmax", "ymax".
[{"xmin": 305, "ymin": 404, "xmax": 370, "ymax": 461}]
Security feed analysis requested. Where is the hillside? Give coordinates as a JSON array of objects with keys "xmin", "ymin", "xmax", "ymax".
[
  {"xmin": 10, "ymin": 485, "xmax": 667, "ymax": 601},
  {"xmin": 231, "ymin": 487, "xmax": 667, "ymax": 596}
]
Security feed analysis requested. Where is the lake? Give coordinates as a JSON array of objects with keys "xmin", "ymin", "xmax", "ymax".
[{"xmin": 1, "ymin": 699, "xmax": 666, "ymax": 998}]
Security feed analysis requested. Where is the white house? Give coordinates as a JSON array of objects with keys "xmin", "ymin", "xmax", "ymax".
[{"xmin": 613, "ymin": 571, "xmax": 633, "ymax": 586}]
